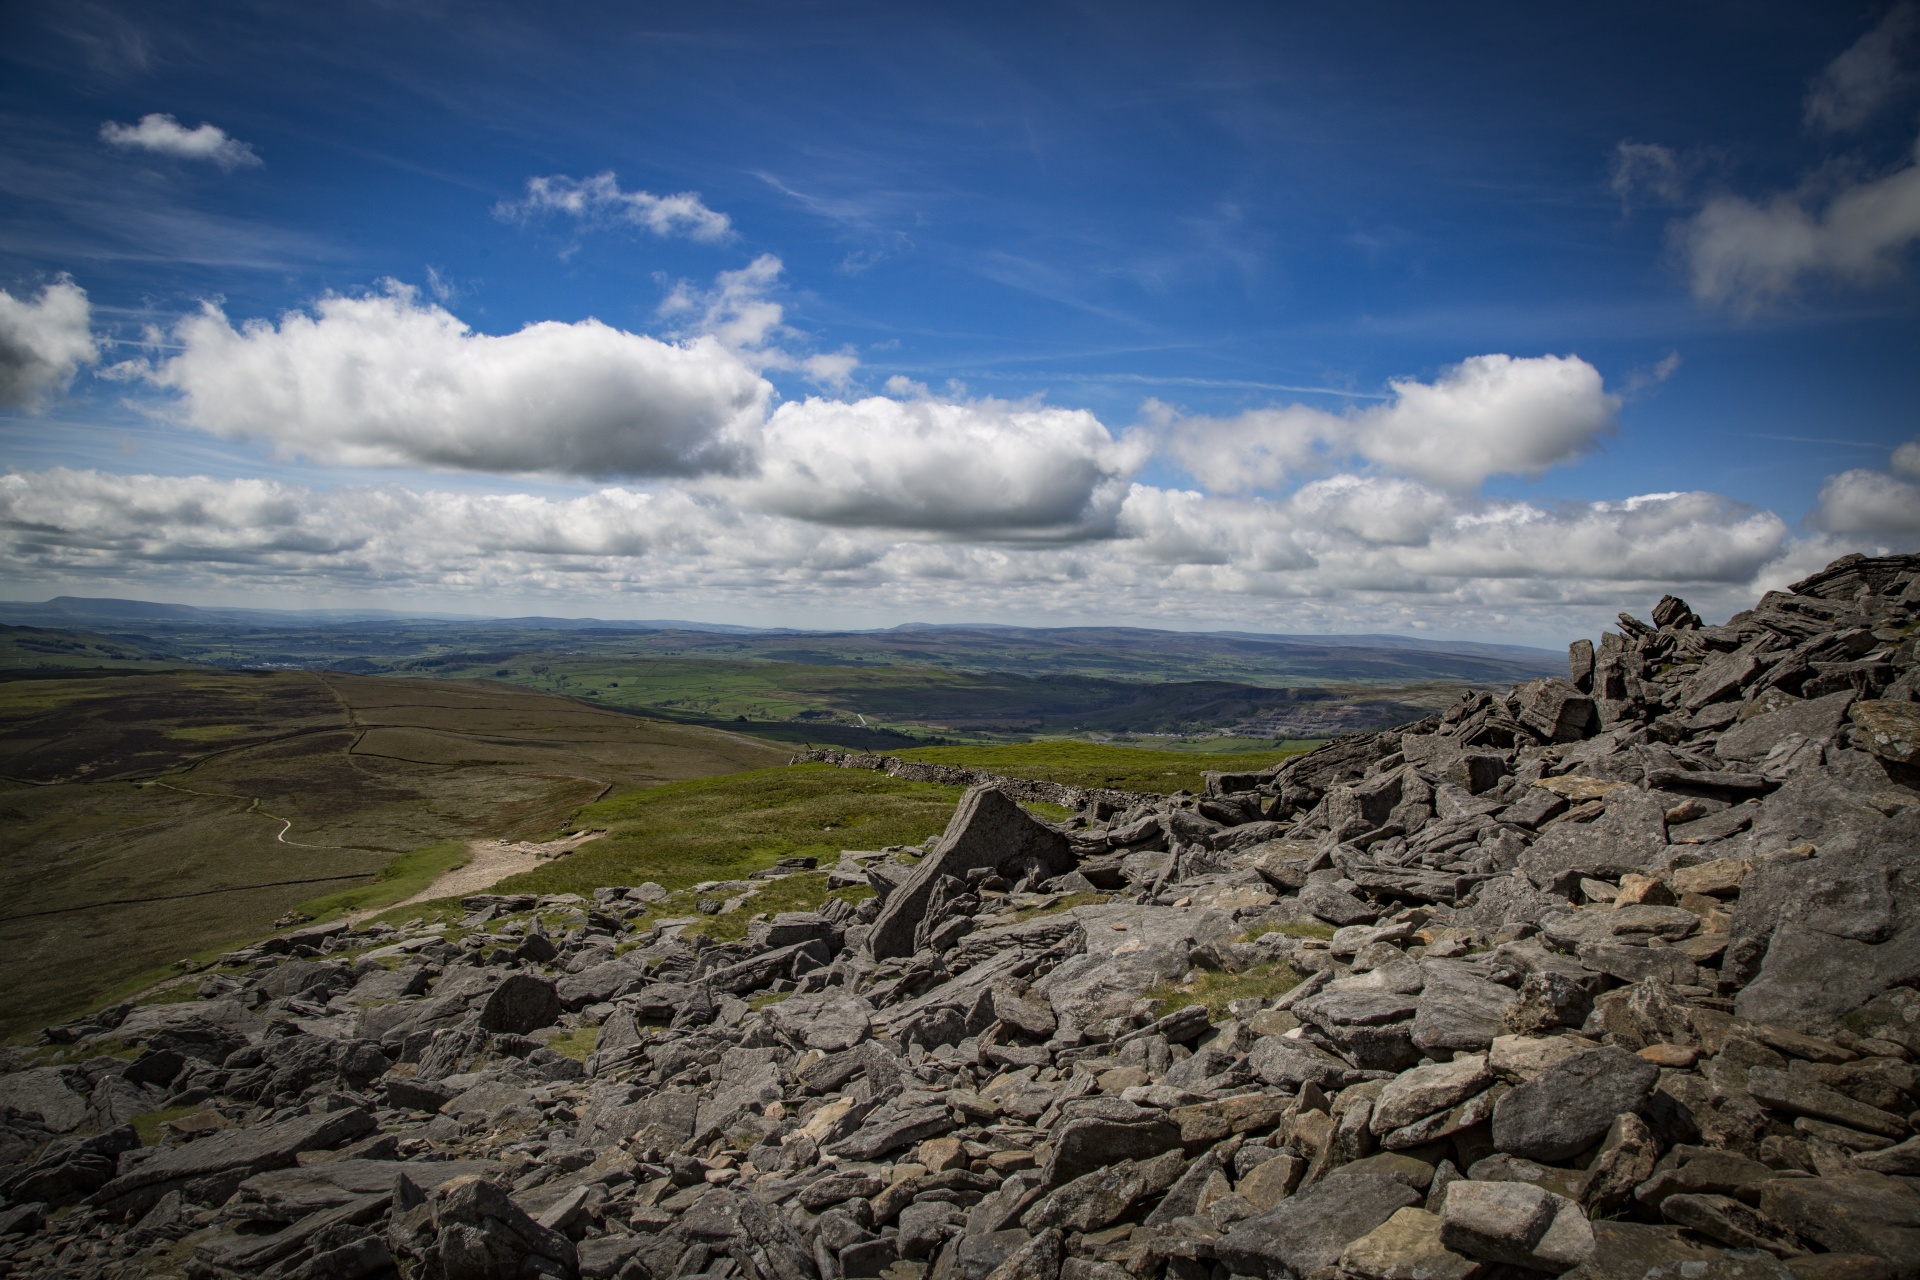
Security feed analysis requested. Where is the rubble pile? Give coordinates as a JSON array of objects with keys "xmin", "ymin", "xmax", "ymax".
[{"xmin": 3, "ymin": 551, "xmax": 1920, "ymax": 1280}]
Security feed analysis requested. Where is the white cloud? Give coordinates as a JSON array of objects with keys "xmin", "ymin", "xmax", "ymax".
[
  {"xmin": 730, "ymin": 394, "xmax": 1149, "ymax": 536},
  {"xmin": 502, "ymin": 172, "xmax": 732, "ymax": 242},
  {"xmin": 0, "ymin": 279, "xmax": 99, "ymax": 409},
  {"xmin": 659, "ymin": 255, "xmax": 859, "ymax": 388},
  {"xmin": 1686, "ymin": 136, "xmax": 1920, "ymax": 309},
  {"xmin": 1806, "ymin": 4, "xmax": 1917, "ymax": 133},
  {"xmin": 1814, "ymin": 438, "xmax": 1920, "ymax": 536},
  {"xmin": 1162, "ymin": 353, "xmax": 1618, "ymax": 492},
  {"xmin": 100, "ymin": 114, "xmax": 260, "ymax": 169},
  {"xmin": 1113, "ymin": 479, "xmax": 1786, "ymax": 591},
  {"xmin": 138, "ymin": 282, "xmax": 770, "ymax": 478},
  {"xmin": 0, "ymin": 468, "xmax": 1799, "ymax": 634}
]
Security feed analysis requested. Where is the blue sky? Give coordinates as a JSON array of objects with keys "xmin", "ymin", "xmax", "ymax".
[{"xmin": 0, "ymin": 1, "xmax": 1916, "ymax": 644}]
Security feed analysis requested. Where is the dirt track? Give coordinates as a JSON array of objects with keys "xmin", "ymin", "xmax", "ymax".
[{"xmin": 369, "ymin": 830, "xmax": 604, "ymax": 918}]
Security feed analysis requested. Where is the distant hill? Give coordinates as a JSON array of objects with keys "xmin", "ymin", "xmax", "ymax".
[{"xmin": 0, "ymin": 597, "xmax": 1563, "ymax": 685}]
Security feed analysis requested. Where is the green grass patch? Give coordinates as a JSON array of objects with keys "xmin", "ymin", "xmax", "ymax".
[
  {"xmin": 681, "ymin": 871, "xmax": 874, "ymax": 943},
  {"xmin": 1146, "ymin": 961, "xmax": 1306, "ymax": 1020},
  {"xmin": 130, "ymin": 1105, "xmax": 203, "ymax": 1146},
  {"xmin": 895, "ymin": 740, "xmax": 1316, "ymax": 795},
  {"xmin": 136, "ymin": 982, "xmax": 203, "ymax": 1006},
  {"xmin": 1005, "ymin": 890, "xmax": 1114, "ymax": 923},
  {"xmin": 291, "ymin": 841, "xmax": 471, "ymax": 923},
  {"xmin": 492, "ymin": 764, "xmax": 962, "ymax": 899},
  {"xmin": 543, "ymin": 1025, "xmax": 599, "ymax": 1061},
  {"xmin": 749, "ymin": 991, "xmax": 793, "ymax": 1010}
]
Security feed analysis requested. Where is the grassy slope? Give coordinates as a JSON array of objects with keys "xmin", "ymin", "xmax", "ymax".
[
  {"xmin": 894, "ymin": 739, "xmax": 1316, "ymax": 795},
  {"xmin": 490, "ymin": 738, "xmax": 1317, "ymax": 903},
  {"xmin": 0, "ymin": 672, "xmax": 788, "ymax": 1041},
  {"xmin": 494, "ymin": 762, "xmax": 963, "ymax": 898}
]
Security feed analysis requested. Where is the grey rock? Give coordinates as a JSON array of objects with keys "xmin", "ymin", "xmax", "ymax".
[
  {"xmin": 1248, "ymin": 1034, "xmax": 1356, "ymax": 1091},
  {"xmin": 1040, "ymin": 1105, "xmax": 1182, "ymax": 1188},
  {"xmin": 1745, "ymin": 1066, "xmax": 1910, "ymax": 1138},
  {"xmin": 1659, "ymin": 1193, "xmax": 1806, "ymax": 1255},
  {"xmin": 981, "ymin": 1227, "xmax": 1063, "ymax": 1280},
  {"xmin": 1372, "ymin": 1055, "xmax": 1493, "ymax": 1135},
  {"xmin": 1022, "ymin": 1150, "xmax": 1185, "ymax": 1233},
  {"xmin": 900, "ymin": 1200, "xmax": 963, "ymax": 1258},
  {"xmin": 91, "ymin": 1106, "xmax": 376, "ymax": 1216},
  {"xmin": 767, "ymin": 988, "xmax": 874, "ymax": 1052},
  {"xmin": 1717, "ymin": 691, "xmax": 1857, "ymax": 762},
  {"xmin": 826, "ymin": 1104, "xmax": 955, "ymax": 1161},
  {"xmin": 1491, "ymin": 1047, "xmax": 1660, "ymax": 1162},
  {"xmin": 412, "ymin": 1174, "xmax": 576, "ymax": 1280},
  {"xmin": 1760, "ymin": 1172, "xmax": 1920, "ymax": 1274},
  {"xmin": 1519, "ymin": 785, "xmax": 1669, "ymax": 891},
  {"xmin": 0, "ymin": 1068, "xmax": 90, "ymax": 1134},
  {"xmin": 1300, "ymin": 873, "xmax": 1382, "ymax": 926},
  {"xmin": 1215, "ymin": 1158, "xmax": 1424, "ymax": 1280},
  {"xmin": 1412, "ymin": 964, "xmax": 1519, "ymax": 1053},
  {"xmin": 477, "ymin": 973, "xmax": 564, "ymax": 1035},
  {"xmin": 555, "ymin": 960, "xmax": 645, "ymax": 1011}
]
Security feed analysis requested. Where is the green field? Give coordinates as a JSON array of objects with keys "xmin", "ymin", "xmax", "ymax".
[
  {"xmin": 493, "ymin": 763, "xmax": 964, "ymax": 899},
  {"xmin": 893, "ymin": 739, "xmax": 1317, "ymax": 794},
  {"xmin": 0, "ymin": 665, "xmax": 1325, "ymax": 1040},
  {"xmin": 0, "ymin": 670, "xmax": 788, "ymax": 1040}
]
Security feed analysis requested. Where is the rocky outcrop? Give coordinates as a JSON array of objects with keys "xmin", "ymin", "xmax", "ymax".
[{"xmin": 2, "ymin": 552, "xmax": 1919, "ymax": 1280}]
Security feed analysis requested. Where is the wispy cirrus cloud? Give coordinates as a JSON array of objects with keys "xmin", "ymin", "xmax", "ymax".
[
  {"xmin": 498, "ymin": 172, "xmax": 732, "ymax": 242},
  {"xmin": 1805, "ymin": 3, "xmax": 1917, "ymax": 133}
]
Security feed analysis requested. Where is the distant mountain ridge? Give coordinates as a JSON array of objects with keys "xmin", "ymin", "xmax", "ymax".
[{"xmin": 0, "ymin": 596, "xmax": 1560, "ymax": 663}]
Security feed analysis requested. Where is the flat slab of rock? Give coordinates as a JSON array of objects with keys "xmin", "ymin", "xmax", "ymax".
[
  {"xmin": 869, "ymin": 786, "xmax": 1073, "ymax": 960},
  {"xmin": 91, "ymin": 1107, "xmax": 376, "ymax": 1216},
  {"xmin": 1215, "ymin": 1156, "xmax": 1426, "ymax": 1280}
]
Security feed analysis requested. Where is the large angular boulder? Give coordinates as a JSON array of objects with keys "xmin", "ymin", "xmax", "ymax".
[
  {"xmin": 869, "ymin": 786, "xmax": 1073, "ymax": 960},
  {"xmin": 1490, "ymin": 1046, "xmax": 1659, "ymax": 1163},
  {"xmin": 479, "ymin": 974, "xmax": 563, "ymax": 1034}
]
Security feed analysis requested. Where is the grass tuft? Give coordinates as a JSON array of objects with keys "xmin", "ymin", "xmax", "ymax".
[
  {"xmin": 1146, "ymin": 960, "xmax": 1306, "ymax": 1020},
  {"xmin": 130, "ymin": 1105, "xmax": 203, "ymax": 1146},
  {"xmin": 542, "ymin": 1025, "xmax": 600, "ymax": 1061}
]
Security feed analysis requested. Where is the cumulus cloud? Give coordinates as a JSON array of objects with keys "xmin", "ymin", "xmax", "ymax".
[
  {"xmin": 731, "ymin": 394, "xmax": 1149, "ymax": 537},
  {"xmin": 1114, "ymin": 480, "xmax": 1788, "ymax": 602},
  {"xmin": 100, "ymin": 113, "xmax": 260, "ymax": 169},
  {"xmin": 0, "ymin": 279, "xmax": 99, "ymax": 409},
  {"xmin": 0, "ymin": 468, "xmax": 1798, "ymax": 633},
  {"xmin": 1806, "ymin": 4, "xmax": 1917, "ymax": 133},
  {"xmin": 1814, "ymin": 437, "xmax": 1920, "ymax": 536},
  {"xmin": 1686, "ymin": 135, "xmax": 1920, "ymax": 309},
  {"xmin": 137, "ymin": 282, "xmax": 770, "ymax": 478},
  {"xmin": 502, "ymin": 172, "xmax": 732, "ymax": 241},
  {"xmin": 1162, "ymin": 354, "xmax": 1617, "ymax": 492}
]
